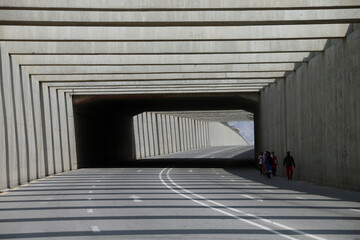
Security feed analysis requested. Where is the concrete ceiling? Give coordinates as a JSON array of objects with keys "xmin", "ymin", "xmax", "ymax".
[{"xmin": 1, "ymin": 1, "xmax": 359, "ymax": 122}]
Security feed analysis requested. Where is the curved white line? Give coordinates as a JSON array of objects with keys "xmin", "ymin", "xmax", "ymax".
[{"xmin": 159, "ymin": 167, "xmax": 327, "ymax": 240}]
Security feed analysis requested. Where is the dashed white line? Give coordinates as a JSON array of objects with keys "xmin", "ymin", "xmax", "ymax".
[
  {"xmin": 91, "ymin": 226, "xmax": 100, "ymax": 232},
  {"xmin": 350, "ymin": 208, "xmax": 360, "ymax": 213},
  {"xmin": 87, "ymin": 209, "xmax": 94, "ymax": 213},
  {"xmin": 242, "ymin": 194, "xmax": 255, "ymax": 200}
]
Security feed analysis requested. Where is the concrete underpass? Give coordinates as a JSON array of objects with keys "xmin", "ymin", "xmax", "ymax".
[{"xmin": 0, "ymin": 1, "xmax": 360, "ymax": 239}]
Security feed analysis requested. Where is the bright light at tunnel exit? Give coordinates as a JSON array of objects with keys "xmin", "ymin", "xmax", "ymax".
[{"xmin": 228, "ymin": 121, "xmax": 254, "ymax": 145}]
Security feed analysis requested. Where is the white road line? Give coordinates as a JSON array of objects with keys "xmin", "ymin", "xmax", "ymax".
[
  {"xmin": 242, "ymin": 194, "xmax": 256, "ymax": 200},
  {"xmin": 160, "ymin": 168, "xmax": 327, "ymax": 240},
  {"xmin": 87, "ymin": 209, "xmax": 94, "ymax": 213},
  {"xmin": 91, "ymin": 226, "xmax": 100, "ymax": 232},
  {"xmin": 159, "ymin": 168, "xmax": 298, "ymax": 240},
  {"xmin": 350, "ymin": 208, "xmax": 360, "ymax": 213}
]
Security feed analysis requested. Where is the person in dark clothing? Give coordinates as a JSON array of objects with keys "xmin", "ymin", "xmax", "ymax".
[
  {"xmin": 283, "ymin": 151, "xmax": 295, "ymax": 180},
  {"xmin": 264, "ymin": 151, "xmax": 273, "ymax": 179}
]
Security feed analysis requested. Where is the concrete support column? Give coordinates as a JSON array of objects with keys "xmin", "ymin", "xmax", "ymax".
[
  {"xmin": 1, "ymin": 46, "xmax": 19, "ymax": 188},
  {"xmin": 31, "ymin": 78, "xmax": 46, "ymax": 178},
  {"xmin": 11, "ymin": 57, "xmax": 27, "ymax": 185},
  {"xmin": 151, "ymin": 113, "xmax": 159, "ymax": 156},
  {"xmin": 0, "ymin": 45, "xmax": 8, "ymax": 190},
  {"xmin": 147, "ymin": 112, "xmax": 154, "ymax": 157},
  {"xmin": 156, "ymin": 114, "xmax": 164, "ymax": 156},
  {"xmin": 65, "ymin": 93, "xmax": 77, "ymax": 170},
  {"xmin": 162, "ymin": 114, "xmax": 168, "ymax": 155},
  {"xmin": 21, "ymin": 69, "xmax": 37, "ymax": 180},
  {"xmin": 133, "ymin": 115, "xmax": 140, "ymax": 159},
  {"xmin": 49, "ymin": 88, "xmax": 63, "ymax": 173},
  {"xmin": 58, "ymin": 91, "xmax": 70, "ymax": 171}
]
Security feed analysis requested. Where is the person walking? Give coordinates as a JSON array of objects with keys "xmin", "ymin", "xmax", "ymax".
[
  {"xmin": 271, "ymin": 151, "xmax": 277, "ymax": 176},
  {"xmin": 264, "ymin": 151, "xmax": 273, "ymax": 179},
  {"xmin": 283, "ymin": 151, "xmax": 295, "ymax": 180},
  {"xmin": 258, "ymin": 152, "xmax": 264, "ymax": 175}
]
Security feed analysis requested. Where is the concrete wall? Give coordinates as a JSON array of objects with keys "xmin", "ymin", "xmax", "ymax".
[
  {"xmin": 209, "ymin": 122, "xmax": 249, "ymax": 146},
  {"xmin": 0, "ymin": 43, "xmax": 77, "ymax": 192},
  {"xmin": 133, "ymin": 112, "xmax": 210, "ymax": 159},
  {"xmin": 258, "ymin": 29, "xmax": 360, "ymax": 191}
]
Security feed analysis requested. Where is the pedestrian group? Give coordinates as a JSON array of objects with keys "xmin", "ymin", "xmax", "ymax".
[{"xmin": 258, "ymin": 151, "xmax": 295, "ymax": 180}]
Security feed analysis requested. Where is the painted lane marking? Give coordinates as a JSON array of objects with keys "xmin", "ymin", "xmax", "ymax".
[
  {"xmin": 350, "ymin": 209, "xmax": 360, "ymax": 213},
  {"xmin": 160, "ymin": 168, "xmax": 327, "ymax": 240},
  {"xmin": 87, "ymin": 209, "xmax": 94, "ymax": 213},
  {"xmin": 129, "ymin": 195, "xmax": 143, "ymax": 203},
  {"xmin": 91, "ymin": 226, "xmax": 100, "ymax": 232},
  {"xmin": 159, "ymin": 168, "xmax": 298, "ymax": 240},
  {"xmin": 242, "ymin": 194, "xmax": 255, "ymax": 200}
]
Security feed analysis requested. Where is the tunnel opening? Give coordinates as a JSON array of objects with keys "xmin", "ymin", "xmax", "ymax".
[{"xmin": 73, "ymin": 93, "xmax": 258, "ymax": 168}]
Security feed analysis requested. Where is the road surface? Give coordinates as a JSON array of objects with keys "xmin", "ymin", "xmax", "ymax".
[{"xmin": 0, "ymin": 146, "xmax": 359, "ymax": 239}]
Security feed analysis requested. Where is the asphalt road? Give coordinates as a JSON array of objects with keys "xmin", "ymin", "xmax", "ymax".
[{"xmin": 0, "ymin": 146, "xmax": 359, "ymax": 240}]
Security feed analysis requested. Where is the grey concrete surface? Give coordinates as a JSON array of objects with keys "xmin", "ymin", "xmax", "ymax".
[
  {"xmin": 258, "ymin": 28, "xmax": 360, "ymax": 191},
  {"xmin": 1, "ymin": 0, "xmax": 360, "ymax": 9},
  {"xmin": 0, "ymin": 150, "xmax": 359, "ymax": 239}
]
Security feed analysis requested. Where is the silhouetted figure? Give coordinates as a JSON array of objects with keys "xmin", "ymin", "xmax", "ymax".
[
  {"xmin": 258, "ymin": 152, "xmax": 264, "ymax": 175},
  {"xmin": 271, "ymin": 151, "xmax": 277, "ymax": 176},
  {"xmin": 283, "ymin": 151, "xmax": 295, "ymax": 180},
  {"xmin": 264, "ymin": 151, "xmax": 273, "ymax": 179}
]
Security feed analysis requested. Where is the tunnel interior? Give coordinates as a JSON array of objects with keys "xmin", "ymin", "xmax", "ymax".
[{"xmin": 73, "ymin": 93, "xmax": 258, "ymax": 168}]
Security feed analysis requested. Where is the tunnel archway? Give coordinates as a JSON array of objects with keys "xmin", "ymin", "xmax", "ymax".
[{"xmin": 73, "ymin": 92, "xmax": 258, "ymax": 167}]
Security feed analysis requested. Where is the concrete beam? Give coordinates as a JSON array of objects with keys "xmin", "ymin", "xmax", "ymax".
[
  {"xmin": 153, "ymin": 110, "xmax": 253, "ymax": 122},
  {"xmin": 1, "ymin": 0, "xmax": 359, "ymax": 10},
  {"xmin": 25, "ymin": 63, "xmax": 297, "ymax": 75},
  {"xmin": 0, "ymin": 24, "xmax": 350, "ymax": 41},
  {"xmin": 3, "ymin": 40, "xmax": 330, "ymax": 54},
  {"xmin": 34, "ymin": 72, "xmax": 285, "ymax": 82},
  {"xmin": 13, "ymin": 52, "xmax": 314, "ymax": 65},
  {"xmin": 45, "ymin": 79, "xmax": 276, "ymax": 88},
  {"xmin": 62, "ymin": 87, "xmax": 263, "ymax": 95},
  {"xmin": 1, "ymin": 9, "xmax": 360, "ymax": 26}
]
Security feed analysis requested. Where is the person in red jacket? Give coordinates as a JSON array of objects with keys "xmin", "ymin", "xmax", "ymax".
[{"xmin": 283, "ymin": 151, "xmax": 296, "ymax": 180}]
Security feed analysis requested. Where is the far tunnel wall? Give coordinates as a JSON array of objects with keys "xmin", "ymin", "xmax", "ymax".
[{"xmin": 258, "ymin": 28, "xmax": 360, "ymax": 191}]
